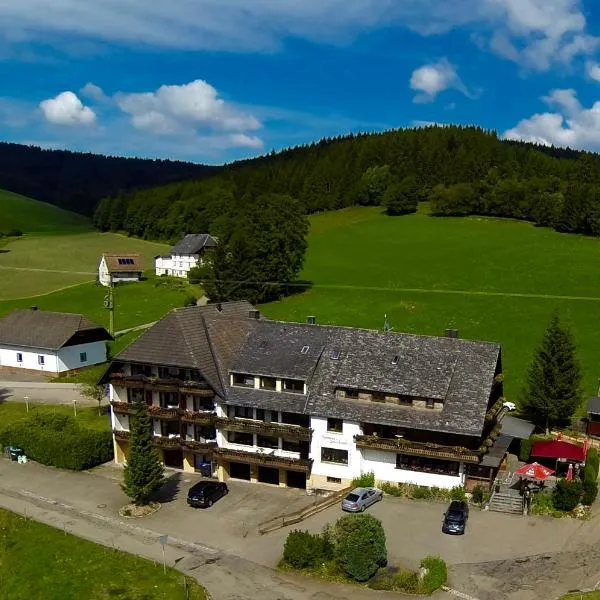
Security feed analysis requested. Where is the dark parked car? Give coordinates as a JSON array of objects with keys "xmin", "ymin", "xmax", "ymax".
[
  {"xmin": 442, "ymin": 500, "xmax": 469, "ymax": 535},
  {"xmin": 187, "ymin": 480, "xmax": 228, "ymax": 508}
]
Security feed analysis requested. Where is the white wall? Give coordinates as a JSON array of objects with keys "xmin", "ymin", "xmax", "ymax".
[
  {"xmin": 0, "ymin": 344, "xmax": 59, "ymax": 373},
  {"xmin": 361, "ymin": 448, "xmax": 464, "ymax": 489},
  {"xmin": 309, "ymin": 416, "xmax": 362, "ymax": 480},
  {"xmin": 56, "ymin": 341, "xmax": 107, "ymax": 372},
  {"xmin": 155, "ymin": 253, "xmax": 202, "ymax": 278},
  {"xmin": 98, "ymin": 257, "xmax": 111, "ymax": 286}
]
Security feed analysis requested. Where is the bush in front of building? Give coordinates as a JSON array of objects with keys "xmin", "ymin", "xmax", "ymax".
[
  {"xmin": 332, "ymin": 513, "xmax": 387, "ymax": 581},
  {"xmin": 352, "ymin": 471, "xmax": 375, "ymax": 488},
  {"xmin": 471, "ymin": 485, "xmax": 485, "ymax": 505},
  {"xmin": 0, "ymin": 413, "xmax": 113, "ymax": 470},
  {"xmin": 450, "ymin": 486, "xmax": 466, "ymax": 501},
  {"xmin": 552, "ymin": 479, "xmax": 583, "ymax": 511},
  {"xmin": 282, "ymin": 529, "xmax": 333, "ymax": 570}
]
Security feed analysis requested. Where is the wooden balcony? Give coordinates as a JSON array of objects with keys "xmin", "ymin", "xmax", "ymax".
[
  {"xmin": 113, "ymin": 429, "xmax": 130, "ymax": 442},
  {"xmin": 109, "ymin": 373, "xmax": 148, "ymax": 388},
  {"xmin": 215, "ymin": 418, "xmax": 312, "ymax": 441},
  {"xmin": 147, "ymin": 406, "xmax": 180, "ymax": 420},
  {"xmin": 181, "ymin": 439, "xmax": 218, "ymax": 453},
  {"xmin": 179, "ymin": 381, "xmax": 214, "ymax": 396},
  {"xmin": 181, "ymin": 410, "xmax": 217, "ymax": 425},
  {"xmin": 152, "ymin": 435, "xmax": 182, "ymax": 449},
  {"xmin": 215, "ymin": 447, "xmax": 312, "ymax": 472},
  {"xmin": 354, "ymin": 435, "xmax": 480, "ymax": 463},
  {"xmin": 110, "ymin": 372, "xmax": 214, "ymax": 396},
  {"xmin": 110, "ymin": 401, "xmax": 136, "ymax": 415}
]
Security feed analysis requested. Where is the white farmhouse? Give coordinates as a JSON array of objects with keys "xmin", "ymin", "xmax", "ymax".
[
  {"xmin": 155, "ymin": 234, "xmax": 217, "ymax": 278},
  {"xmin": 98, "ymin": 253, "xmax": 143, "ymax": 287},
  {"xmin": 0, "ymin": 308, "xmax": 113, "ymax": 376}
]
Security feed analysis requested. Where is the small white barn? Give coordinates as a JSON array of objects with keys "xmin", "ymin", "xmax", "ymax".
[
  {"xmin": 0, "ymin": 308, "xmax": 113, "ymax": 376},
  {"xmin": 98, "ymin": 253, "xmax": 143, "ymax": 287},
  {"xmin": 155, "ymin": 234, "xmax": 217, "ymax": 278}
]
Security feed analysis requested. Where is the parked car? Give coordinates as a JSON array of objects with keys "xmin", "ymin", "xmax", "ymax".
[
  {"xmin": 503, "ymin": 401, "xmax": 516, "ymax": 411},
  {"xmin": 187, "ymin": 480, "xmax": 228, "ymax": 508},
  {"xmin": 341, "ymin": 487, "xmax": 383, "ymax": 512},
  {"xmin": 442, "ymin": 500, "xmax": 469, "ymax": 535}
]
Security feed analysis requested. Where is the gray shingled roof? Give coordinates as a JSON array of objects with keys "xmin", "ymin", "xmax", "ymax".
[
  {"xmin": 169, "ymin": 234, "xmax": 217, "ymax": 256},
  {"xmin": 588, "ymin": 397, "xmax": 600, "ymax": 415},
  {"xmin": 116, "ymin": 301, "xmax": 257, "ymax": 396},
  {"xmin": 500, "ymin": 415, "xmax": 535, "ymax": 439},
  {"xmin": 0, "ymin": 309, "xmax": 111, "ymax": 350}
]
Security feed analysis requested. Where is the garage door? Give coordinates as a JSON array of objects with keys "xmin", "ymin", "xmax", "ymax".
[
  {"xmin": 229, "ymin": 461, "xmax": 251, "ymax": 480},
  {"xmin": 258, "ymin": 466, "xmax": 279, "ymax": 485},
  {"xmin": 286, "ymin": 470, "xmax": 307, "ymax": 489}
]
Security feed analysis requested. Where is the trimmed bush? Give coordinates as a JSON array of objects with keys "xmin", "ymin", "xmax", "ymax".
[
  {"xmin": 333, "ymin": 514, "xmax": 387, "ymax": 581},
  {"xmin": 352, "ymin": 472, "xmax": 375, "ymax": 488},
  {"xmin": 471, "ymin": 485, "xmax": 485, "ymax": 505},
  {"xmin": 369, "ymin": 567, "xmax": 419, "ymax": 593},
  {"xmin": 283, "ymin": 530, "xmax": 332, "ymax": 569},
  {"xmin": 585, "ymin": 448, "xmax": 599, "ymax": 483},
  {"xmin": 582, "ymin": 479, "xmax": 598, "ymax": 505},
  {"xmin": 380, "ymin": 482, "xmax": 404, "ymax": 497},
  {"xmin": 552, "ymin": 479, "xmax": 583, "ymax": 512},
  {"xmin": 420, "ymin": 556, "xmax": 448, "ymax": 594},
  {"xmin": 0, "ymin": 413, "xmax": 113, "ymax": 470},
  {"xmin": 450, "ymin": 486, "xmax": 466, "ymax": 501},
  {"xmin": 411, "ymin": 485, "xmax": 433, "ymax": 500}
]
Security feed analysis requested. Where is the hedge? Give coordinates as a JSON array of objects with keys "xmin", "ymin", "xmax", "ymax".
[
  {"xmin": 552, "ymin": 479, "xmax": 583, "ymax": 512},
  {"xmin": 0, "ymin": 413, "xmax": 113, "ymax": 470},
  {"xmin": 282, "ymin": 530, "xmax": 332, "ymax": 569}
]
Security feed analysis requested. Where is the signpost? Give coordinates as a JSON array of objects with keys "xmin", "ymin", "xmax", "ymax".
[
  {"xmin": 24, "ymin": 395, "xmax": 29, "ymax": 413},
  {"xmin": 158, "ymin": 535, "xmax": 168, "ymax": 575},
  {"xmin": 103, "ymin": 285, "xmax": 114, "ymax": 336}
]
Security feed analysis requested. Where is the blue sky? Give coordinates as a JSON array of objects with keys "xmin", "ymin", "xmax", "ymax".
[{"xmin": 1, "ymin": 0, "xmax": 600, "ymax": 163}]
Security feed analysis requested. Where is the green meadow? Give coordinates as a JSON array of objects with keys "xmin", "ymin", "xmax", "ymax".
[{"xmin": 261, "ymin": 206, "xmax": 600, "ymax": 400}]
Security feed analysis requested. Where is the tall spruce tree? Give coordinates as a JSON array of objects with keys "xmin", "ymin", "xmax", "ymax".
[
  {"xmin": 121, "ymin": 397, "xmax": 164, "ymax": 505},
  {"xmin": 522, "ymin": 314, "xmax": 582, "ymax": 432}
]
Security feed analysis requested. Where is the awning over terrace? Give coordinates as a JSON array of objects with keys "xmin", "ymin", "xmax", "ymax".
[{"xmin": 531, "ymin": 440, "xmax": 585, "ymax": 462}]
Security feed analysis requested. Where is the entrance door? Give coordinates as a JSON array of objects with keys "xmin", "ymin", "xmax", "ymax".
[
  {"xmin": 229, "ymin": 461, "xmax": 251, "ymax": 480},
  {"xmin": 258, "ymin": 466, "xmax": 280, "ymax": 485}
]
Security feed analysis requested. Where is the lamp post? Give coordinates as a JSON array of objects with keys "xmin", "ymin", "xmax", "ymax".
[{"xmin": 73, "ymin": 399, "xmax": 77, "ymax": 417}]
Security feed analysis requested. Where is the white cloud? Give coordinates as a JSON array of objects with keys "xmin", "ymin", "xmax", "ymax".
[
  {"xmin": 39, "ymin": 91, "xmax": 96, "ymax": 126},
  {"xmin": 410, "ymin": 59, "xmax": 471, "ymax": 103},
  {"xmin": 0, "ymin": 0, "xmax": 595, "ymax": 70},
  {"xmin": 587, "ymin": 62, "xmax": 600, "ymax": 82},
  {"xmin": 115, "ymin": 80, "xmax": 261, "ymax": 140},
  {"xmin": 80, "ymin": 82, "xmax": 108, "ymax": 103},
  {"xmin": 504, "ymin": 88, "xmax": 600, "ymax": 150}
]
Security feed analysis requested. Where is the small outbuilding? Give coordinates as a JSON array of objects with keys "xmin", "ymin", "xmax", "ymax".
[
  {"xmin": 586, "ymin": 396, "xmax": 600, "ymax": 436},
  {"xmin": 98, "ymin": 253, "xmax": 143, "ymax": 287},
  {"xmin": 0, "ymin": 308, "xmax": 113, "ymax": 376}
]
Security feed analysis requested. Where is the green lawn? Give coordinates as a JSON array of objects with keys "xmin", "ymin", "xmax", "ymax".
[
  {"xmin": 0, "ymin": 188, "xmax": 91, "ymax": 233},
  {"xmin": 0, "ymin": 403, "xmax": 111, "ymax": 432},
  {"xmin": 261, "ymin": 206, "xmax": 600, "ymax": 400},
  {"xmin": 0, "ymin": 231, "xmax": 169, "ymax": 300},
  {"xmin": 0, "ymin": 508, "xmax": 208, "ymax": 600},
  {"xmin": 561, "ymin": 593, "xmax": 600, "ymax": 599}
]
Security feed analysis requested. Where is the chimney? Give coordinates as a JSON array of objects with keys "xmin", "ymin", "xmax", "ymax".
[
  {"xmin": 249, "ymin": 309, "xmax": 260, "ymax": 320},
  {"xmin": 31, "ymin": 306, "xmax": 38, "ymax": 311},
  {"xmin": 307, "ymin": 316, "xmax": 316, "ymax": 325},
  {"xmin": 445, "ymin": 328, "xmax": 459, "ymax": 339}
]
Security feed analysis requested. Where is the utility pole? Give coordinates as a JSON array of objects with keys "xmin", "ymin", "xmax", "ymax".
[{"xmin": 104, "ymin": 284, "xmax": 114, "ymax": 336}]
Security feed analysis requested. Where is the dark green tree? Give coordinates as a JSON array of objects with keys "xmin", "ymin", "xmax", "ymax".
[
  {"xmin": 333, "ymin": 514, "xmax": 387, "ymax": 581},
  {"xmin": 356, "ymin": 165, "xmax": 394, "ymax": 206},
  {"xmin": 383, "ymin": 176, "xmax": 419, "ymax": 216},
  {"xmin": 121, "ymin": 397, "xmax": 164, "ymax": 505},
  {"xmin": 203, "ymin": 193, "xmax": 309, "ymax": 304},
  {"xmin": 522, "ymin": 314, "xmax": 583, "ymax": 432}
]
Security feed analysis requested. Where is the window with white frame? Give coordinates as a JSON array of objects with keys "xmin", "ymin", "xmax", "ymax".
[
  {"xmin": 16, "ymin": 352, "xmax": 23, "ymax": 363},
  {"xmin": 80, "ymin": 352, "xmax": 87, "ymax": 363},
  {"xmin": 321, "ymin": 447, "xmax": 348, "ymax": 465},
  {"xmin": 38, "ymin": 355, "xmax": 45, "ymax": 366}
]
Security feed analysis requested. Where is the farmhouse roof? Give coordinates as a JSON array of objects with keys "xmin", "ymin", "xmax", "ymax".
[
  {"xmin": 169, "ymin": 234, "xmax": 217, "ymax": 256},
  {"xmin": 112, "ymin": 303, "xmax": 500, "ymax": 437},
  {"xmin": 0, "ymin": 309, "xmax": 112, "ymax": 351},
  {"xmin": 102, "ymin": 253, "xmax": 143, "ymax": 273}
]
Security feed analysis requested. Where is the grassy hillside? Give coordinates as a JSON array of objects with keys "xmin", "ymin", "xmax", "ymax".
[
  {"xmin": 0, "ymin": 188, "xmax": 91, "ymax": 233},
  {"xmin": 261, "ymin": 205, "xmax": 600, "ymax": 401},
  {"xmin": 0, "ymin": 232, "xmax": 168, "ymax": 299}
]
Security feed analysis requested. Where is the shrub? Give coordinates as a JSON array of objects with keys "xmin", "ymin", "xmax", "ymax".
[
  {"xmin": 182, "ymin": 294, "xmax": 198, "ymax": 307},
  {"xmin": 530, "ymin": 491, "xmax": 555, "ymax": 515},
  {"xmin": 0, "ymin": 413, "xmax": 112, "ymax": 470},
  {"xmin": 369, "ymin": 568, "xmax": 419, "ymax": 593},
  {"xmin": 582, "ymin": 479, "xmax": 598, "ymax": 505},
  {"xmin": 283, "ymin": 530, "xmax": 332, "ymax": 569},
  {"xmin": 333, "ymin": 514, "xmax": 387, "ymax": 581},
  {"xmin": 7, "ymin": 228, "xmax": 23, "ymax": 237},
  {"xmin": 450, "ymin": 486, "xmax": 466, "ymax": 501},
  {"xmin": 352, "ymin": 472, "xmax": 375, "ymax": 488},
  {"xmin": 585, "ymin": 448, "xmax": 599, "ymax": 483},
  {"xmin": 552, "ymin": 479, "xmax": 583, "ymax": 512},
  {"xmin": 419, "ymin": 556, "xmax": 448, "ymax": 594},
  {"xmin": 379, "ymin": 482, "xmax": 404, "ymax": 497},
  {"xmin": 411, "ymin": 485, "xmax": 433, "ymax": 500},
  {"xmin": 471, "ymin": 485, "xmax": 485, "ymax": 505}
]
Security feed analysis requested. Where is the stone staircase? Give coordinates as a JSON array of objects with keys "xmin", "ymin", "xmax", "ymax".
[{"xmin": 489, "ymin": 488, "xmax": 524, "ymax": 514}]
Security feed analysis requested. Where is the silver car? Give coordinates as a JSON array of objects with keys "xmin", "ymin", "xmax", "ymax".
[{"xmin": 341, "ymin": 487, "xmax": 383, "ymax": 512}]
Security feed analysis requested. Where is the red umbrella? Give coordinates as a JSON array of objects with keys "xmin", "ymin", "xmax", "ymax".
[
  {"xmin": 567, "ymin": 463, "xmax": 574, "ymax": 481},
  {"xmin": 515, "ymin": 462, "xmax": 555, "ymax": 481}
]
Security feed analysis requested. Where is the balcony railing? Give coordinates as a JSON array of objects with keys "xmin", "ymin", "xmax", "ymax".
[
  {"xmin": 354, "ymin": 435, "xmax": 481, "ymax": 463},
  {"xmin": 214, "ymin": 447, "xmax": 312, "ymax": 472},
  {"xmin": 152, "ymin": 435, "xmax": 181, "ymax": 449},
  {"xmin": 215, "ymin": 417, "xmax": 312, "ymax": 441},
  {"xmin": 181, "ymin": 410, "xmax": 217, "ymax": 425},
  {"xmin": 181, "ymin": 439, "xmax": 218, "ymax": 452},
  {"xmin": 110, "ymin": 401, "xmax": 136, "ymax": 415},
  {"xmin": 113, "ymin": 429, "xmax": 130, "ymax": 441},
  {"xmin": 147, "ymin": 405, "xmax": 180, "ymax": 420}
]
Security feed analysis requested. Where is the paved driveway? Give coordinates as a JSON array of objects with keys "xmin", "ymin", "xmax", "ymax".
[{"xmin": 0, "ymin": 380, "xmax": 99, "ymax": 406}]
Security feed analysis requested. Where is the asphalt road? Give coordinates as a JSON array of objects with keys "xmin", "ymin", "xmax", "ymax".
[{"xmin": 0, "ymin": 380, "xmax": 102, "ymax": 406}]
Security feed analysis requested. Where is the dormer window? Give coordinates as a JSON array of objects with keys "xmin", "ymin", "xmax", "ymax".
[
  {"xmin": 232, "ymin": 373, "xmax": 255, "ymax": 388},
  {"xmin": 330, "ymin": 349, "xmax": 341, "ymax": 360},
  {"xmin": 300, "ymin": 345, "xmax": 309, "ymax": 354},
  {"xmin": 391, "ymin": 355, "xmax": 399, "ymax": 365}
]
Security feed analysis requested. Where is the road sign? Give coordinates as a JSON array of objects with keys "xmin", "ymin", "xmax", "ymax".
[{"xmin": 159, "ymin": 534, "xmax": 168, "ymax": 546}]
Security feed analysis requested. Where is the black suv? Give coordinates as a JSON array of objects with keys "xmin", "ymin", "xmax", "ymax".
[
  {"xmin": 442, "ymin": 500, "xmax": 469, "ymax": 535},
  {"xmin": 187, "ymin": 481, "xmax": 228, "ymax": 508}
]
